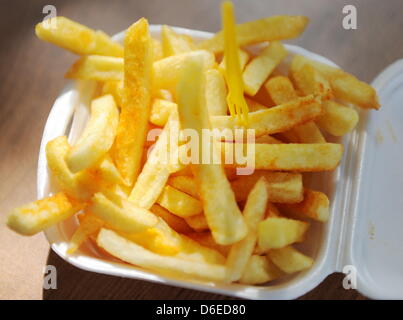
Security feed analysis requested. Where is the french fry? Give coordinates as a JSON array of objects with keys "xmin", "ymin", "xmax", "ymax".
[
  {"xmin": 267, "ymin": 246, "xmax": 314, "ymax": 273},
  {"xmin": 222, "ymin": 142, "xmax": 343, "ymax": 171},
  {"xmin": 102, "ymin": 80, "xmax": 124, "ymax": 106},
  {"xmin": 245, "ymin": 98, "xmax": 269, "ymax": 112},
  {"xmin": 211, "ymin": 95, "xmax": 323, "ymax": 138},
  {"xmin": 114, "ymin": 18, "xmax": 153, "ymax": 186},
  {"xmin": 162, "ymin": 25, "xmax": 194, "ymax": 56},
  {"xmin": 185, "ymin": 214, "xmax": 209, "ymax": 232},
  {"xmin": 218, "ymin": 49, "xmax": 250, "ymax": 73},
  {"xmin": 154, "ymin": 50, "xmax": 215, "ymax": 94},
  {"xmin": 67, "ymin": 212, "xmax": 104, "ymax": 254},
  {"xmin": 65, "ymin": 56, "xmax": 123, "ymax": 81},
  {"xmin": 186, "ymin": 232, "xmax": 231, "ymax": 256},
  {"xmin": 316, "ymin": 100, "xmax": 359, "ymax": 136},
  {"xmin": 255, "ymin": 135, "xmax": 283, "ymax": 144},
  {"xmin": 205, "ymin": 69, "xmax": 228, "ymax": 116},
  {"xmin": 291, "ymin": 55, "xmax": 380, "ymax": 109},
  {"xmin": 157, "ymin": 185, "xmax": 203, "ymax": 218},
  {"xmin": 258, "ymin": 217, "xmax": 309, "ymax": 250},
  {"xmin": 7, "ymin": 192, "xmax": 82, "ymax": 236},
  {"xmin": 152, "ymin": 38, "xmax": 164, "ymax": 61},
  {"xmin": 168, "ymin": 175, "xmax": 199, "ymax": 198},
  {"xmin": 230, "ymin": 171, "xmax": 303, "ymax": 203},
  {"xmin": 199, "ymin": 16, "xmax": 309, "ymax": 53},
  {"xmin": 89, "ymin": 192, "xmax": 158, "ymax": 234},
  {"xmin": 67, "ymin": 95, "xmax": 119, "ymax": 173},
  {"xmin": 239, "ymin": 255, "xmax": 282, "ymax": 285},
  {"xmin": 96, "ymin": 155, "xmax": 126, "ymax": 186},
  {"xmin": 265, "ymin": 76, "xmax": 325, "ymax": 143},
  {"xmin": 226, "ymin": 177, "xmax": 269, "ymax": 282},
  {"xmin": 149, "ymin": 99, "xmax": 177, "ymax": 126},
  {"xmin": 176, "ymin": 54, "xmax": 247, "ymax": 245},
  {"xmin": 35, "ymin": 16, "xmax": 123, "ymax": 56},
  {"xmin": 97, "ymin": 228, "xmax": 226, "ymax": 281},
  {"xmin": 243, "ymin": 42, "xmax": 287, "ymax": 96},
  {"xmin": 150, "ymin": 204, "xmax": 192, "ymax": 234},
  {"xmin": 279, "ymin": 189, "xmax": 330, "ymax": 222}
]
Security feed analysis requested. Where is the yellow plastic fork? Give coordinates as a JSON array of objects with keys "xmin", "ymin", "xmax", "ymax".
[{"xmin": 222, "ymin": 1, "xmax": 249, "ymax": 125}]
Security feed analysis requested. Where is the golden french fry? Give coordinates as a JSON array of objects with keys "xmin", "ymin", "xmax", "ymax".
[
  {"xmin": 218, "ymin": 49, "xmax": 250, "ymax": 73},
  {"xmin": 292, "ymin": 55, "xmax": 380, "ymax": 109},
  {"xmin": 267, "ymin": 246, "xmax": 314, "ymax": 274},
  {"xmin": 185, "ymin": 214, "xmax": 209, "ymax": 232},
  {"xmin": 176, "ymin": 54, "xmax": 247, "ymax": 245},
  {"xmin": 67, "ymin": 212, "xmax": 104, "ymax": 254},
  {"xmin": 114, "ymin": 18, "xmax": 153, "ymax": 186},
  {"xmin": 168, "ymin": 175, "xmax": 199, "ymax": 198},
  {"xmin": 255, "ymin": 135, "xmax": 283, "ymax": 144},
  {"xmin": 67, "ymin": 95, "xmax": 119, "ymax": 173},
  {"xmin": 162, "ymin": 25, "xmax": 194, "ymax": 56},
  {"xmin": 222, "ymin": 142, "xmax": 343, "ymax": 171},
  {"xmin": 7, "ymin": 192, "xmax": 82, "ymax": 236},
  {"xmin": 230, "ymin": 171, "xmax": 303, "ymax": 203},
  {"xmin": 205, "ymin": 69, "xmax": 228, "ymax": 116},
  {"xmin": 96, "ymin": 155, "xmax": 126, "ymax": 186},
  {"xmin": 157, "ymin": 185, "xmax": 203, "ymax": 218},
  {"xmin": 226, "ymin": 177, "xmax": 269, "ymax": 282},
  {"xmin": 265, "ymin": 76, "xmax": 325, "ymax": 143},
  {"xmin": 65, "ymin": 55, "xmax": 123, "ymax": 81},
  {"xmin": 211, "ymin": 95, "xmax": 323, "ymax": 138},
  {"xmin": 152, "ymin": 38, "xmax": 164, "ymax": 61},
  {"xmin": 258, "ymin": 217, "xmax": 309, "ymax": 250},
  {"xmin": 102, "ymin": 80, "xmax": 124, "ymax": 107},
  {"xmin": 35, "ymin": 16, "xmax": 123, "ymax": 56},
  {"xmin": 97, "ymin": 229, "xmax": 226, "ymax": 281},
  {"xmin": 154, "ymin": 50, "xmax": 215, "ymax": 94},
  {"xmin": 239, "ymin": 255, "xmax": 282, "ymax": 285},
  {"xmin": 89, "ymin": 192, "xmax": 158, "ymax": 234},
  {"xmin": 243, "ymin": 42, "xmax": 287, "ymax": 96},
  {"xmin": 200, "ymin": 16, "xmax": 309, "ymax": 53},
  {"xmin": 245, "ymin": 98, "xmax": 268, "ymax": 112},
  {"xmin": 149, "ymin": 99, "xmax": 177, "ymax": 126},
  {"xmin": 150, "ymin": 204, "xmax": 192, "ymax": 234},
  {"xmin": 186, "ymin": 232, "xmax": 231, "ymax": 256},
  {"xmin": 279, "ymin": 189, "xmax": 330, "ymax": 222},
  {"xmin": 316, "ymin": 100, "xmax": 359, "ymax": 136}
]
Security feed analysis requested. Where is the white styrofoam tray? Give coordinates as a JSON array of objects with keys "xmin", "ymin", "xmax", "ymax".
[{"xmin": 37, "ymin": 25, "xmax": 403, "ymax": 300}]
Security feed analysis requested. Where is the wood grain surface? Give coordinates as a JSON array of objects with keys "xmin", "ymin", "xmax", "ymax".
[{"xmin": 1, "ymin": 0, "xmax": 402, "ymax": 300}]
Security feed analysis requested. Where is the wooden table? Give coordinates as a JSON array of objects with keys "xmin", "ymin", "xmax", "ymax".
[{"xmin": 1, "ymin": 0, "xmax": 402, "ymax": 300}]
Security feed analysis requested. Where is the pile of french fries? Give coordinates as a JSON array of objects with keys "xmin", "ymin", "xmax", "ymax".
[{"xmin": 7, "ymin": 2, "xmax": 380, "ymax": 286}]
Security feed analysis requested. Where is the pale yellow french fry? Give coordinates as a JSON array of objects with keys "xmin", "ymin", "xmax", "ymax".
[
  {"xmin": 222, "ymin": 142, "xmax": 343, "ymax": 171},
  {"xmin": 67, "ymin": 212, "xmax": 104, "ymax": 254},
  {"xmin": 97, "ymin": 155, "xmax": 126, "ymax": 186},
  {"xmin": 267, "ymin": 246, "xmax": 314, "ymax": 274},
  {"xmin": 35, "ymin": 16, "xmax": 123, "ymax": 56},
  {"xmin": 226, "ymin": 177, "xmax": 269, "ymax": 282},
  {"xmin": 114, "ymin": 18, "xmax": 153, "ymax": 186},
  {"xmin": 67, "ymin": 95, "xmax": 119, "ymax": 173},
  {"xmin": 102, "ymin": 80, "xmax": 124, "ymax": 107},
  {"xmin": 211, "ymin": 95, "xmax": 323, "ymax": 138},
  {"xmin": 279, "ymin": 189, "xmax": 330, "ymax": 222},
  {"xmin": 239, "ymin": 255, "xmax": 282, "ymax": 285},
  {"xmin": 316, "ymin": 100, "xmax": 359, "ymax": 136},
  {"xmin": 230, "ymin": 171, "xmax": 303, "ymax": 203},
  {"xmin": 291, "ymin": 55, "xmax": 380, "ymax": 109},
  {"xmin": 152, "ymin": 38, "xmax": 164, "ymax": 61},
  {"xmin": 258, "ymin": 217, "xmax": 309, "ymax": 250},
  {"xmin": 200, "ymin": 16, "xmax": 309, "ymax": 53},
  {"xmin": 157, "ymin": 185, "xmax": 203, "ymax": 218},
  {"xmin": 243, "ymin": 42, "xmax": 287, "ymax": 96},
  {"xmin": 150, "ymin": 204, "xmax": 192, "ymax": 234},
  {"xmin": 176, "ymin": 54, "xmax": 247, "ymax": 245},
  {"xmin": 265, "ymin": 76, "xmax": 325, "ymax": 143},
  {"xmin": 129, "ymin": 115, "xmax": 179, "ymax": 209},
  {"xmin": 65, "ymin": 56, "xmax": 123, "ymax": 81},
  {"xmin": 149, "ymin": 99, "xmax": 177, "ymax": 127},
  {"xmin": 185, "ymin": 214, "xmax": 209, "ymax": 232},
  {"xmin": 154, "ymin": 50, "xmax": 215, "ymax": 94},
  {"xmin": 7, "ymin": 192, "xmax": 82, "ymax": 236},
  {"xmin": 205, "ymin": 69, "xmax": 228, "ymax": 116},
  {"xmin": 97, "ymin": 229, "xmax": 226, "ymax": 281},
  {"xmin": 162, "ymin": 25, "xmax": 194, "ymax": 57},
  {"xmin": 89, "ymin": 192, "xmax": 158, "ymax": 234},
  {"xmin": 186, "ymin": 232, "xmax": 231, "ymax": 256},
  {"xmin": 218, "ymin": 49, "xmax": 249, "ymax": 73},
  {"xmin": 168, "ymin": 175, "xmax": 199, "ymax": 198}
]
